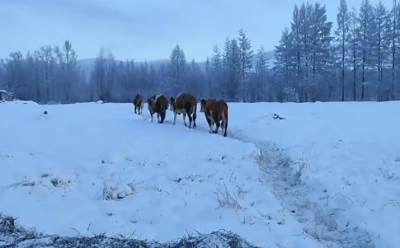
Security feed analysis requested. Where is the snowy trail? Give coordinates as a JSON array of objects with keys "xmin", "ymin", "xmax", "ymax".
[
  {"xmin": 230, "ymin": 132, "xmax": 374, "ymax": 248},
  {"xmin": 254, "ymin": 143, "xmax": 373, "ymax": 248}
]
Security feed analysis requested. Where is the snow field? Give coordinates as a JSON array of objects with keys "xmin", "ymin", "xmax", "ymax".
[{"xmin": 0, "ymin": 101, "xmax": 323, "ymax": 247}]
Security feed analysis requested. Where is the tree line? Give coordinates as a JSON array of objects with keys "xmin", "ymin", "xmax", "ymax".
[
  {"xmin": 0, "ymin": 0, "xmax": 399, "ymax": 103},
  {"xmin": 275, "ymin": 0, "xmax": 400, "ymax": 101}
]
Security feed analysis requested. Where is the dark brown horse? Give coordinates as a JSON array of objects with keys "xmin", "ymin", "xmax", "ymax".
[
  {"xmin": 170, "ymin": 93, "xmax": 197, "ymax": 128},
  {"xmin": 148, "ymin": 95, "xmax": 169, "ymax": 123},
  {"xmin": 133, "ymin": 94, "xmax": 144, "ymax": 115}
]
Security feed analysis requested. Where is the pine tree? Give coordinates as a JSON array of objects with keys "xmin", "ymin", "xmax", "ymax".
[
  {"xmin": 52, "ymin": 41, "xmax": 79, "ymax": 102},
  {"xmin": 238, "ymin": 29, "xmax": 253, "ymax": 79},
  {"xmin": 169, "ymin": 45, "xmax": 186, "ymax": 93},
  {"xmin": 359, "ymin": 0, "xmax": 375, "ymax": 100},
  {"xmin": 254, "ymin": 47, "xmax": 269, "ymax": 101},
  {"xmin": 211, "ymin": 46, "xmax": 222, "ymax": 98},
  {"xmin": 278, "ymin": 3, "xmax": 332, "ymax": 101},
  {"xmin": 274, "ymin": 28, "xmax": 295, "ymax": 91},
  {"xmin": 336, "ymin": 0, "xmax": 351, "ymax": 101},
  {"xmin": 223, "ymin": 38, "xmax": 241, "ymax": 101},
  {"xmin": 238, "ymin": 29, "xmax": 253, "ymax": 101},
  {"xmin": 36, "ymin": 46, "xmax": 56, "ymax": 102},
  {"xmin": 374, "ymin": 2, "xmax": 391, "ymax": 100},
  {"xmin": 309, "ymin": 3, "xmax": 333, "ymax": 100},
  {"xmin": 391, "ymin": 0, "xmax": 400, "ymax": 99},
  {"xmin": 92, "ymin": 49, "xmax": 116, "ymax": 102},
  {"xmin": 349, "ymin": 8, "xmax": 361, "ymax": 100}
]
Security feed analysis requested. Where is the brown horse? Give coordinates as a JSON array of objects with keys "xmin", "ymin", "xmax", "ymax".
[
  {"xmin": 133, "ymin": 94, "xmax": 144, "ymax": 115},
  {"xmin": 148, "ymin": 95, "xmax": 169, "ymax": 123},
  {"xmin": 170, "ymin": 93, "xmax": 197, "ymax": 128},
  {"xmin": 200, "ymin": 99, "xmax": 228, "ymax": 137}
]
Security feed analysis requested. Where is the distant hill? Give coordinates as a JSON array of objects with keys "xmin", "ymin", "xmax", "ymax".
[
  {"xmin": 77, "ymin": 58, "xmax": 170, "ymax": 75},
  {"xmin": 77, "ymin": 51, "xmax": 275, "ymax": 77},
  {"xmin": 77, "ymin": 58, "xmax": 171, "ymax": 82}
]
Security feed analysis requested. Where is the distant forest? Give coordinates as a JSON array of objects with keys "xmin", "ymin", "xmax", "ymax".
[{"xmin": 1, "ymin": 0, "xmax": 400, "ymax": 103}]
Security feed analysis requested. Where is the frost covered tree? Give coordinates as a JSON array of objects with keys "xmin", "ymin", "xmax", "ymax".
[
  {"xmin": 391, "ymin": 0, "xmax": 400, "ymax": 98},
  {"xmin": 54, "ymin": 41, "xmax": 79, "ymax": 103},
  {"xmin": 92, "ymin": 49, "xmax": 117, "ymax": 102},
  {"xmin": 374, "ymin": 2, "xmax": 391, "ymax": 99},
  {"xmin": 309, "ymin": 3, "xmax": 333, "ymax": 100},
  {"xmin": 274, "ymin": 3, "xmax": 332, "ymax": 101},
  {"xmin": 359, "ymin": 0, "xmax": 376, "ymax": 100},
  {"xmin": 5, "ymin": 52, "xmax": 24, "ymax": 96},
  {"xmin": 223, "ymin": 38, "xmax": 241, "ymax": 101},
  {"xmin": 336, "ymin": 0, "xmax": 351, "ymax": 101},
  {"xmin": 35, "ymin": 46, "xmax": 56, "ymax": 102},
  {"xmin": 274, "ymin": 28, "xmax": 296, "ymax": 100},
  {"xmin": 254, "ymin": 47, "xmax": 269, "ymax": 101},
  {"xmin": 348, "ymin": 8, "xmax": 362, "ymax": 100},
  {"xmin": 238, "ymin": 30, "xmax": 253, "ymax": 79},
  {"xmin": 210, "ymin": 46, "xmax": 223, "ymax": 98},
  {"xmin": 186, "ymin": 59, "xmax": 204, "ymax": 97},
  {"xmin": 169, "ymin": 45, "xmax": 186, "ymax": 93},
  {"xmin": 238, "ymin": 29, "xmax": 253, "ymax": 101},
  {"xmin": 3, "ymin": 41, "xmax": 85, "ymax": 103}
]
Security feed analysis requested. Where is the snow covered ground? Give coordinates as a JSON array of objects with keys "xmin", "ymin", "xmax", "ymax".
[
  {"xmin": 229, "ymin": 102, "xmax": 400, "ymax": 247},
  {"xmin": 0, "ymin": 101, "xmax": 399, "ymax": 247}
]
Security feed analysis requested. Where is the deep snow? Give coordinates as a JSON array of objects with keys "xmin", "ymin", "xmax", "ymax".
[{"xmin": 0, "ymin": 101, "xmax": 399, "ymax": 247}]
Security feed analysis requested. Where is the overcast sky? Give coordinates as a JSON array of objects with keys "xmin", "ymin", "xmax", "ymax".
[{"xmin": 0, "ymin": 0, "xmax": 394, "ymax": 61}]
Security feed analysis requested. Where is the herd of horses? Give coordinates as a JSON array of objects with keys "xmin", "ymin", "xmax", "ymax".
[{"xmin": 133, "ymin": 93, "xmax": 229, "ymax": 137}]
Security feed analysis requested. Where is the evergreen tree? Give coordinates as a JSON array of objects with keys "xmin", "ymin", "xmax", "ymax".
[
  {"xmin": 211, "ymin": 46, "xmax": 223, "ymax": 98},
  {"xmin": 238, "ymin": 29, "xmax": 253, "ymax": 101},
  {"xmin": 276, "ymin": 3, "xmax": 332, "ymax": 101},
  {"xmin": 349, "ymin": 8, "xmax": 361, "ymax": 100},
  {"xmin": 374, "ymin": 2, "xmax": 391, "ymax": 99},
  {"xmin": 359, "ymin": 0, "xmax": 375, "ymax": 100},
  {"xmin": 92, "ymin": 49, "xmax": 117, "ymax": 102},
  {"xmin": 254, "ymin": 47, "xmax": 269, "ymax": 101},
  {"xmin": 391, "ymin": 0, "xmax": 400, "ymax": 99},
  {"xmin": 274, "ymin": 28, "xmax": 297, "ymax": 100},
  {"xmin": 169, "ymin": 45, "xmax": 186, "ymax": 93},
  {"xmin": 309, "ymin": 3, "xmax": 333, "ymax": 100},
  {"xmin": 5, "ymin": 52, "xmax": 24, "ymax": 96},
  {"xmin": 336, "ymin": 0, "xmax": 351, "ymax": 101},
  {"xmin": 223, "ymin": 38, "xmax": 241, "ymax": 101}
]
